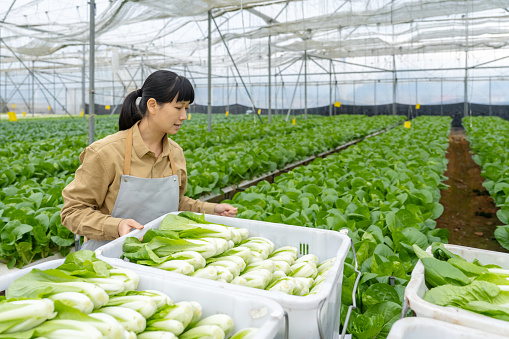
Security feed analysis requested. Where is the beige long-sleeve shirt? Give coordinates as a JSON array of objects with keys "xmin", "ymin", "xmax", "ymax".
[{"xmin": 61, "ymin": 122, "xmax": 216, "ymax": 241}]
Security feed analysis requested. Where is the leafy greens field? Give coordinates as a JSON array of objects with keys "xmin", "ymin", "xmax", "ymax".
[
  {"xmin": 464, "ymin": 116, "xmax": 509, "ymax": 250},
  {"xmin": 224, "ymin": 116, "xmax": 451, "ymax": 338},
  {"xmin": 0, "ymin": 114, "xmax": 402, "ymax": 268}
]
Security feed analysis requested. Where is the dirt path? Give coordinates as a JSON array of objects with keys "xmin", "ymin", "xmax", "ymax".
[{"xmin": 436, "ymin": 127, "xmax": 508, "ymax": 252}]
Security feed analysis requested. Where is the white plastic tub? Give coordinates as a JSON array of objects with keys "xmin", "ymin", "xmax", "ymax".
[
  {"xmin": 405, "ymin": 244, "xmax": 509, "ymax": 336},
  {"xmin": 96, "ymin": 212, "xmax": 352, "ymax": 339},
  {"xmin": 0, "ymin": 259, "xmax": 285, "ymax": 339},
  {"xmin": 387, "ymin": 317, "xmax": 509, "ymax": 339}
]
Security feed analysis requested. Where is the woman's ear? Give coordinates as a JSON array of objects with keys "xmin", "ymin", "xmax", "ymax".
[{"xmin": 146, "ymin": 98, "xmax": 157, "ymax": 115}]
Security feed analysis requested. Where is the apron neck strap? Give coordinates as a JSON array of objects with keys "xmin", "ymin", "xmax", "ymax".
[
  {"xmin": 123, "ymin": 127, "xmax": 134, "ymax": 175},
  {"xmin": 168, "ymin": 147, "xmax": 177, "ymax": 176}
]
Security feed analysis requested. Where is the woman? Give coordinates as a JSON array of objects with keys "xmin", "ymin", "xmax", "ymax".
[{"xmin": 61, "ymin": 70, "xmax": 238, "ymax": 250}]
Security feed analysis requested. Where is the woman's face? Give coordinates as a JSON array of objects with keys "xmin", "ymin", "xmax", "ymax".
[{"xmin": 152, "ymin": 96, "xmax": 190, "ymax": 135}]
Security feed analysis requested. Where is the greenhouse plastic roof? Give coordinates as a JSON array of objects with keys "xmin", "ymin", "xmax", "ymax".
[{"xmin": 1, "ymin": 0, "xmax": 509, "ymax": 73}]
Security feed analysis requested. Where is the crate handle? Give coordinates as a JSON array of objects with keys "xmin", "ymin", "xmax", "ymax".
[
  {"xmin": 316, "ymin": 297, "xmax": 327, "ymax": 338},
  {"xmin": 283, "ymin": 311, "xmax": 289, "ymax": 339},
  {"xmin": 340, "ymin": 232, "xmax": 361, "ymax": 339}
]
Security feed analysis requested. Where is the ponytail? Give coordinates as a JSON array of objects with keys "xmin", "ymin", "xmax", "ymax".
[
  {"xmin": 119, "ymin": 90, "xmax": 143, "ymax": 131},
  {"xmin": 118, "ymin": 70, "xmax": 194, "ymax": 131}
]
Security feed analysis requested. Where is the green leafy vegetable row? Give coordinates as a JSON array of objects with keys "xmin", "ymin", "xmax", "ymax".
[
  {"xmin": 185, "ymin": 115, "xmax": 404, "ymax": 197},
  {"xmin": 224, "ymin": 116, "xmax": 452, "ymax": 338},
  {"xmin": 464, "ymin": 116, "xmax": 509, "ymax": 251},
  {"xmin": 0, "ymin": 114, "xmax": 402, "ymax": 268}
]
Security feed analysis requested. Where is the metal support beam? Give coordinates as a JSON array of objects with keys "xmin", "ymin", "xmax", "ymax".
[
  {"xmin": 392, "ymin": 55, "xmax": 397, "ymax": 115},
  {"xmin": 5, "ymin": 73, "xmax": 30, "ymax": 109},
  {"xmin": 304, "ymin": 50, "xmax": 307, "ymax": 120},
  {"xmin": 374, "ymin": 80, "xmax": 377, "ymax": 115},
  {"xmin": 211, "ymin": 14, "xmax": 262, "ymax": 124},
  {"xmin": 0, "ymin": 40, "xmax": 73, "ymax": 117},
  {"xmin": 489, "ymin": 77, "xmax": 492, "ymax": 116},
  {"xmin": 286, "ymin": 56, "xmax": 305, "ymax": 122},
  {"xmin": 207, "ymin": 10, "xmax": 212, "ymax": 132},
  {"xmin": 32, "ymin": 61, "xmax": 35, "ymax": 116},
  {"xmin": 441, "ymin": 78, "xmax": 443, "ymax": 116},
  {"xmin": 464, "ymin": 12, "xmax": 469, "ymax": 118},
  {"xmin": 82, "ymin": 44, "xmax": 86, "ymax": 118},
  {"xmin": 88, "ymin": 0, "xmax": 95, "ymax": 145},
  {"xmin": 268, "ymin": 35, "xmax": 272, "ymax": 124}
]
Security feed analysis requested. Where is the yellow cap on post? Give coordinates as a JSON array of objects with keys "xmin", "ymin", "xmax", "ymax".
[
  {"xmin": 416, "ymin": 104, "xmax": 420, "ymax": 109},
  {"xmin": 105, "ymin": 105, "xmax": 111, "ymax": 110},
  {"xmin": 334, "ymin": 101, "xmax": 341, "ymax": 107},
  {"xmin": 225, "ymin": 111, "xmax": 229, "ymax": 116},
  {"xmin": 404, "ymin": 121, "xmax": 411, "ymax": 129},
  {"xmin": 188, "ymin": 113, "xmax": 191, "ymax": 120},
  {"xmin": 292, "ymin": 118, "xmax": 296, "ymax": 125}
]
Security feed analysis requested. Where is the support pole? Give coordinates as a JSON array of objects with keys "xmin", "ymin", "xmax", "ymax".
[
  {"xmin": 82, "ymin": 43, "xmax": 86, "ymax": 118},
  {"xmin": 211, "ymin": 15, "xmax": 262, "ymax": 123},
  {"xmin": 374, "ymin": 80, "xmax": 377, "ymax": 115},
  {"xmin": 88, "ymin": 0, "xmax": 95, "ymax": 145},
  {"xmin": 353, "ymin": 80, "xmax": 356, "ymax": 114},
  {"xmin": 464, "ymin": 13, "xmax": 469, "ymax": 118},
  {"xmin": 207, "ymin": 10, "xmax": 212, "ymax": 132},
  {"xmin": 268, "ymin": 35, "xmax": 272, "ymax": 124},
  {"xmin": 226, "ymin": 67, "xmax": 229, "ymax": 114},
  {"xmin": 392, "ymin": 55, "xmax": 397, "ymax": 115},
  {"xmin": 441, "ymin": 78, "xmax": 443, "ymax": 116},
  {"xmin": 329, "ymin": 60, "xmax": 332, "ymax": 116},
  {"xmin": 286, "ymin": 57, "xmax": 305, "ymax": 122},
  {"xmin": 489, "ymin": 77, "xmax": 492, "ymax": 116},
  {"xmin": 304, "ymin": 50, "xmax": 307, "ymax": 120},
  {"xmin": 32, "ymin": 60, "xmax": 35, "ymax": 117}
]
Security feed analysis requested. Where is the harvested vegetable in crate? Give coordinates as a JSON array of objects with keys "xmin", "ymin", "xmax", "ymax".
[
  {"xmin": 415, "ymin": 242, "xmax": 509, "ymax": 322},
  {"xmin": 0, "ymin": 250, "xmax": 257, "ymax": 339},
  {"xmin": 122, "ymin": 212, "xmax": 336, "ymax": 296}
]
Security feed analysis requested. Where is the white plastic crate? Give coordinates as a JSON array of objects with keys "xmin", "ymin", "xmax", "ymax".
[
  {"xmin": 387, "ymin": 317, "xmax": 509, "ymax": 339},
  {"xmin": 0, "ymin": 259, "xmax": 284, "ymax": 339},
  {"xmin": 96, "ymin": 212, "xmax": 352, "ymax": 339},
  {"xmin": 405, "ymin": 244, "xmax": 509, "ymax": 337}
]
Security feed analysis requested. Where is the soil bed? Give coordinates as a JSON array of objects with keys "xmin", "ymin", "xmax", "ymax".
[{"xmin": 436, "ymin": 127, "xmax": 508, "ymax": 252}]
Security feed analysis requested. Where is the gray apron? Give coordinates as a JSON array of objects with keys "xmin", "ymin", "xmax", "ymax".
[{"xmin": 81, "ymin": 126, "xmax": 180, "ymax": 251}]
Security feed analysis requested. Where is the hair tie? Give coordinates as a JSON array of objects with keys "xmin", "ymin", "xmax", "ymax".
[{"xmin": 136, "ymin": 89, "xmax": 142, "ymax": 97}]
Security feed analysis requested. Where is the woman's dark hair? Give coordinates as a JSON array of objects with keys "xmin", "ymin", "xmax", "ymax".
[{"xmin": 119, "ymin": 70, "xmax": 194, "ymax": 131}]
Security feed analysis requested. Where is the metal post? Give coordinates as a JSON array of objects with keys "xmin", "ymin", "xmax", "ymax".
[
  {"xmin": 489, "ymin": 77, "xmax": 492, "ymax": 116},
  {"xmin": 392, "ymin": 55, "xmax": 397, "ymax": 115},
  {"xmin": 88, "ymin": 0, "xmax": 95, "ymax": 145},
  {"xmin": 82, "ymin": 44, "xmax": 86, "ymax": 118},
  {"xmin": 207, "ymin": 10, "xmax": 212, "ymax": 132},
  {"xmin": 281, "ymin": 80, "xmax": 284, "ymax": 114},
  {"xmin": 304, "ymin": 50, "xmax": 307, "ymax": 120},
  {"xmin": 286, "ymin": 57, "xmax": 305, "ymax": 122},
  {"xmin": 32, "ymin": 60, "xmax": 35, "ymax": 117},
  {"xmin": 441, "ymin": 78, "xmax": 443, "ymax": 116},
  {"xmin": 235, "ymin": 82, "xmax": 238, "ymax": 106},
  {"xmin": 329, "ymin": 60, "xmax": 332, "ymax": 116},
  {"xmin": 353, "ymin": 80, "xmax": 356, "ymax": 114},
  {"xmin": 53, "ymin": 67, "xmax": 56, "ymax": 114},
  {"xmin": 226, "ymin": 68, "xmax": 229, "ymax": 114},
  {"xmin": 464, "ymin": 13, "xmax": 469, "ymax": 118},
  {"xmin": 374, "ymin": 80, "xmax": 377, "ymax": 115},
  {"xmin": 211, "ymin": 15, "xmax": 262, "ymax": 124},
  {"xmin": 415, "ymin": 80, "xmax": 418, "ymax": 107},
  {"xmin": 268, "ymin": 35, "xmax": 272, "ymax": 124}
]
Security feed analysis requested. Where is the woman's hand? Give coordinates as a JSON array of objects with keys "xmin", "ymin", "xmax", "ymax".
[
  {"xmin": 214, "ymin": 203, "xmax": 238, "ymax": 217},
  {"xmin": 118, "ymin": 219, "xmax": 144, "ymax": 237}
]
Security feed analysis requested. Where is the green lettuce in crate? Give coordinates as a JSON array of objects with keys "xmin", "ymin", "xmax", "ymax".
[{"xmin": 417, "ymin": 242, "xmax": 509, "ymax": 322}]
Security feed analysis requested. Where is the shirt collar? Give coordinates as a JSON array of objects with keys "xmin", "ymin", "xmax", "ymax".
[{"xmin": 132, "ymin": 121, "xmax": 171, "ymax": 158}]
